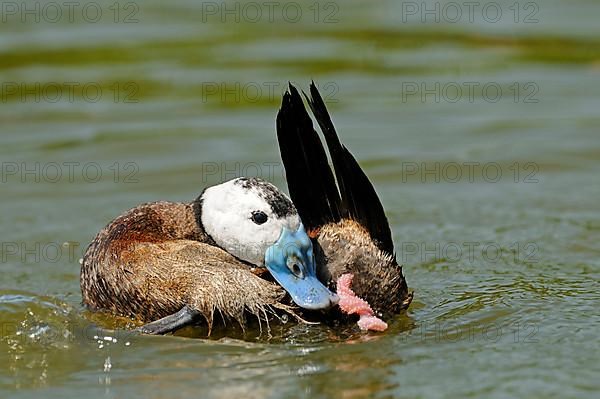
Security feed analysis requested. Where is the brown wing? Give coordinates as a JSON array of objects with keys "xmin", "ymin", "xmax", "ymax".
[{"xmin": 82, "ymin": 240, "xmax": 285, "ymax": 330}]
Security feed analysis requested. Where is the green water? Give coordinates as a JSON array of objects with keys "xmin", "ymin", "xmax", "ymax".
[{"xmin": 1, "ymin": 0, "xmax": 600, "ymax": 397}]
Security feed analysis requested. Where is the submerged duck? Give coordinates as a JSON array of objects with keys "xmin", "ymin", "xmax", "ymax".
[
  {"xmin": 277, "ymin": 83, "xmax": 413, "ymax": 318},
  {"xmin": 81, "ymin": 82, "xmax": 412, "ymax": 334}
]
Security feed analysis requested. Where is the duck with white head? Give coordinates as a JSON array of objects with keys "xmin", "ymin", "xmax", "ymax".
[{"xmin": 81, "ymin": 82, "xmax": 412, "ymax": 335}]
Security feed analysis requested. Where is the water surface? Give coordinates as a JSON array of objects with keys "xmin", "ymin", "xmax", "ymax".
[{"xmin": 1, "ymin": 1, "xmax": 599, "ymax": 398}]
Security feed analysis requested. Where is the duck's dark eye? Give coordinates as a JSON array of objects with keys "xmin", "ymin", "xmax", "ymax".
[{"xmin": 251, "ymin": 211, "xmax": 268, "ymax": 225}]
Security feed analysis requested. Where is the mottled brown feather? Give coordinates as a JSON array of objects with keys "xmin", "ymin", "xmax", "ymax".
[
  {"xmin": 81, "ymin": 201, "xmax": 287, "ymax": 330},
  {"xmin": 315, "ymin": 220, "xmax": 413, "ymax": 316}
]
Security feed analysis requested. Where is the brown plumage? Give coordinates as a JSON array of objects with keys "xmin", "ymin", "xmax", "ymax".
[
  {"xmin": 315, "ymin": 220, "xmax": 412, "ymax": 316},
  {"xmin": 81, "ymin": 201, "xmax": 289, "ymax": 332}
]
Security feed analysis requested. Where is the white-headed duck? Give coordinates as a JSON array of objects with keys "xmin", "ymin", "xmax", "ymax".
[{"xmin": 80, "ymin": 83, "xmax": 412, "ymax": 335}]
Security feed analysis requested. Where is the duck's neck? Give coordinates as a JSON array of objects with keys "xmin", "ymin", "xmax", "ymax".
[
  {"xmin": 125, "ymin": 201, "xmax": 209, "ymax": 243},
  {"xmin": 158, "ymin": 200, "xmax": 211, "ymax": 242}
]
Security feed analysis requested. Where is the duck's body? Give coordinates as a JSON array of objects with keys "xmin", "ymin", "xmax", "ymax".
[{"xmin": 81, "ymin": 201, "xmax": 285, "ymax": 329}]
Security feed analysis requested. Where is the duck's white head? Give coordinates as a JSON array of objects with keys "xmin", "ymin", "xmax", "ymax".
[
  {"xmin": 199, "ymin": 177, "xmax": 338, "ymax": 310},
  {"xmin": 200, "ymin": 177, "xmax": 300, "ymax": 265}
]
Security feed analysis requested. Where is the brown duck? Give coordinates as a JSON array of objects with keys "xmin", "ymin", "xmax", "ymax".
[{"xmin": 80, "ymin": 83, "xmax": 412, "ymax": 334}]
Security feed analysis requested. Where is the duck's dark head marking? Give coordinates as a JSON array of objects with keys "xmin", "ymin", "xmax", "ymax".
[{"xmin": 234, "ymin": 177, "xmax": 296, "ymax": 218}]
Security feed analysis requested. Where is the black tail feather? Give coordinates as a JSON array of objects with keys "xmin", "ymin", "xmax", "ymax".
[
  {"xmin": 306, "ymin": 82, "xmax": 395, "ymax": 255},
  {"xmin": 277, "ymin": 82, "xmax": 395, "ymax": 255},
  {"xmin": 276, "ymin": 84, "xmax": 342, "ymax": 232}
]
